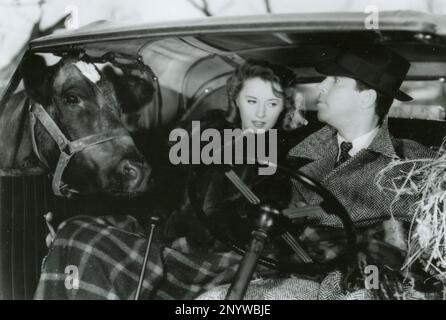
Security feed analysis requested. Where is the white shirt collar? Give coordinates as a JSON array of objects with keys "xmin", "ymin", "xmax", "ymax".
[{"xmin": 337, "ymin": 126, "xmax": 380, "ymax": 158}]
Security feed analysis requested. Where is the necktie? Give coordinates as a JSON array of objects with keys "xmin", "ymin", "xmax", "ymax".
[{"xmin": 335, "ymin": 141, "xmax": 353, "ymax": 168}]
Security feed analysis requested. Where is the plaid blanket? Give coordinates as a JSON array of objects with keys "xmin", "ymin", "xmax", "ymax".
[
  {"xmin": 34, "ymin": 215, "xmax": 244, "ymax": 300},
  {"xmin": 34, "ymin": 214, "xmax": 441, "ymax": 300}
]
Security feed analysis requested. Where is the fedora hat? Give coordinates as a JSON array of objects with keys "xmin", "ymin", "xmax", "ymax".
[{"xmin": 316, "ymin": 45, "xmax": 412, "ymax": 101}]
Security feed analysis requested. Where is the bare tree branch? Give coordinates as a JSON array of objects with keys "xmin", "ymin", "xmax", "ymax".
[
  {"xmin": 187, "ymin": 0, "xmax": 212, "ymax": 17},
  {"xmin": 264, "ymin": 0, "xmax": 272, "ymax": 13},
  {"xmin": 40, "ymin": 14, "xmax": 68, "ymax": 35},
  {"xmin": 0, "ymin": 0, "xmax": 46, "ymax": 7},
  {"xmin": 426, "ymin": 0, "xmax": 434, "ymax": 12}
]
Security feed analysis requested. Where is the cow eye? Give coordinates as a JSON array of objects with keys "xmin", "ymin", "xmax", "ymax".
[{"xmin": 64, "ymin": 94, "xmax": 80, "ymax": 105}]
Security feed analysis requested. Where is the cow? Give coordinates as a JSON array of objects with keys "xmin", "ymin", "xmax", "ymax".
[{"xmin": 0, "ymin": 53, "xmax": 151, "ymax": 198}]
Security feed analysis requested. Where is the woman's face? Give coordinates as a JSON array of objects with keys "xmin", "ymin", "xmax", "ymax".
[{"xmin": 236, "ymin": 77, "xmax": 284, "ymax": 131}]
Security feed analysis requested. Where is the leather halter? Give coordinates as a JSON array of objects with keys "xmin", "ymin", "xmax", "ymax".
[{"xmin": 29, "ymin": 102, "xmax": 129, "ymax": 197}]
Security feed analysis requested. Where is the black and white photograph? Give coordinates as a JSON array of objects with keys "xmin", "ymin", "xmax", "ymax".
[{"xmin": 0, "ymin": 0, "xmax": 445, "ymax": 304}]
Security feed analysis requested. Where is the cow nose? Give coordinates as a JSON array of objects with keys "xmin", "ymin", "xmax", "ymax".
[
  {"xmin": 122, "ymin": 161, "xmax": 139, "ymax": 179},
  {"xmin": 119, "ymin": 160, "xmax": 149, "ymax": 190}
]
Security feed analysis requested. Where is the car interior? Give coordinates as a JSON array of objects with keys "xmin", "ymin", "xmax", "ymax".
[{"xmin": 0, "ymin": 11, "xmax": 445, "ymax": 299}]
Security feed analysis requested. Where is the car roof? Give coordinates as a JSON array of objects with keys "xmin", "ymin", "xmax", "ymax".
[
  {"xmin": 21, "ymin": 10, "xmax": 446, "ymax": 133},
  {"xmin": 30, "ymin": 11, "xmax": 446, "ymax": 50},
  {"xmin": 28, "ymin": 11, "xmax": 446, "ymax": 78}
]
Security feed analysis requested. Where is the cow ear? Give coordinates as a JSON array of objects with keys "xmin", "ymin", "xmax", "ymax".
[
  {"xmin": 102, "ymin": 65, "xmax": 154, "ymax": 114},
  {"xmin": 20, "ymin": 53, "xmax": 52, "ymax": 105}
]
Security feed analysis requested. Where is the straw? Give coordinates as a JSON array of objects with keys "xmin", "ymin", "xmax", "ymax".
[{"xmin": 376, "ymin": 141, "xmax": 446, "ymax": 285}]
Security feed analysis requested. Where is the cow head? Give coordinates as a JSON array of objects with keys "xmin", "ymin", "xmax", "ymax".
[{"xmin": 20, "ymin": 54, "xmax": 151, "ymax": 197}]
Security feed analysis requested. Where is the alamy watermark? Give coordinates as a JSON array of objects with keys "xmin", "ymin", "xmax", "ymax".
[
  {"xmin": 65, "ymin": 5, "xmax": 80, "ymax": 30},
  {"xmin": 168, "ymin": 121, "xmax": 278, "ymax": 175},
  {"xmin": 365, "ymin": 5, "xmax": 379, "ymax": 30},
  {"xmin": 64, "ymin": 265, "xmax": 79, "ymax": 290},
  {"xmin": 364, "ymin": 264, "xmax": 379, "ymax": 290}
]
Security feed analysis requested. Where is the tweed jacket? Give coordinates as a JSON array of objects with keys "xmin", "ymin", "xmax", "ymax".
[{"xmin": 288, "ymin": 119, "xmax": 437, "ymax": 227}]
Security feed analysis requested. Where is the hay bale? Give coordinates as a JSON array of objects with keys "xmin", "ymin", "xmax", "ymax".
[{"xmin": 376, "ymin": 141, "xmax": 446, "ymax": 286}]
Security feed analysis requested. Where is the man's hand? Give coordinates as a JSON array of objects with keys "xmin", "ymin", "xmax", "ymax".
[
  {"xmin": 295, "ymin": 201, "xmax": 307, "ymax": 208},
  {"xmin": 298, "ymin": 225, "xmax": 347, "ymax": 262},
  {"xmin": 296, "ymin": 220, "xmax": 408, "ymax": 266},
  {"xmin": 356, "ymin": 220, "xmax": 407, "ymax": 269}
]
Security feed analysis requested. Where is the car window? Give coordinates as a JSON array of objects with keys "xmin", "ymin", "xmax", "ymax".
[
  {"xmin": 391, "ymin": 81, "xmax": 446, "ymax": 121},
  {"xmin": 298, "ymin": 80, "xmax": 446, "ymax": 122}
]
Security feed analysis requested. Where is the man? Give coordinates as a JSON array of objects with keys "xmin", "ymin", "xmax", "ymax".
[
  {"xmin": 289, "ymin": 45, "xmax": 436, "ymax": 227},
  {"xmin": 279, "ymin": 44, "xmax": 439, "ymax": 300}
]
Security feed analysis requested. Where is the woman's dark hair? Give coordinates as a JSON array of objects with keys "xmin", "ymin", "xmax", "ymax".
[{"xmin": 225, "ymin": 60, "xmax": 306, "ymax": 130}]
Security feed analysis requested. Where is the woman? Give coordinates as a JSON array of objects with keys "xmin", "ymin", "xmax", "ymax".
[
  {"xmin": 179, "ymin": 60, "xmax": 308, "ymax": 144},
  {"xmin": 164, "ymin": 59, "xmax": 310, "ymax": 250},
  {"xmin": 35, "ymin": 60, "xmax": 309, "ymax": 300},
  {"xmin": 224, "ymin": 59, "xmax": 307, "ymax": 132}
]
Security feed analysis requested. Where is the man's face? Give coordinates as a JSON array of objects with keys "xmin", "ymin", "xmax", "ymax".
[{"xmin": 316, "ymin": 76, "xmax": 361, "ymax": 127}]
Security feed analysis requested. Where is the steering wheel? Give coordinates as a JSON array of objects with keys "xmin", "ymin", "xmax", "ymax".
[{"xmin": 188, "ymin": 161, "xmax": 357, "ymax": 275}]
